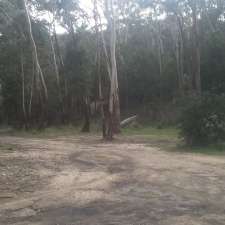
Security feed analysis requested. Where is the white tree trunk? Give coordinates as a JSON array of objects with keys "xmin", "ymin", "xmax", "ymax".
[
  {"xmin": 22, "ymin": 0, "xmax": 48, "ymax": 99},
  {"xmin": 108, "ymin": 0, "xmax": 121, "ymax": 134}
]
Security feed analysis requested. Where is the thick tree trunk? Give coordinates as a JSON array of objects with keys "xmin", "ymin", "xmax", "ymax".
[
  {"xmin": 102, "ymin": 102, "xmax": 113, "ymax": 140},
  {"xmin": 107, "ymin": 0, "xmax": 121, "ymax": 137},
  {"xmin": 81, "ymin": 97, "xmax": 91, "ymax": 133},
  {"xmin": 93, "ymin": 0, "xmax": 107, "ymax": 138},
  {"xmin": 94, "ymin": 0, "xmax": 121, "ymax": 140}
]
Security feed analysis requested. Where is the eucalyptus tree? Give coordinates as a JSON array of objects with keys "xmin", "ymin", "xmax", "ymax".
[
  {"xmin": 0, "ymin": 0, "xmax": 25, "ymax": 124},
  {"xmin": 105, "ymin": 0, "xmax": 121, "ymax": 138},
  {"xmin": 92, "ymin": 0, "xmax": 121, "ymax": 139},
  {"xmin": 0, "ymin": 0, "xmax": 49, "ymax": 127},
  {"xmin": 34, "ymin": 0, "xmax": 67, "ymax": 123},
  {"xmin": 1, "ymin": 0, "xmax": 225, "ymax": 130}
]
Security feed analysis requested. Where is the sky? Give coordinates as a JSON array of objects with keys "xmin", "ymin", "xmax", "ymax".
[
  {"xmin": 80, "ymin": 0, "xmax": 93, "ymax": 12},
  {"xmin": 41, "ymin": 0, "xmax": 166, "ymax": 34},
  {"xmin": 56, "ymin": 0, "xmax": 94, "ymax": 34}
]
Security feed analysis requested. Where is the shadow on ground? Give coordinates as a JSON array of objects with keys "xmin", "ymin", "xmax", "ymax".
[{"xmin": 1, "ymin": 135, "xmax": 225, "ymax": 225}]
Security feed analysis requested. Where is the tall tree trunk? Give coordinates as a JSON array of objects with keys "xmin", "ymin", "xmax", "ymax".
[
  {"xmin": 156, "ymin": 22, "xmax": 163, "ymax": 98},
  {"xmin": 53, "ymin": 24, "xmax": 64, "ymax": 69},
  {"xmin": 93, "ymin": 0, "xmax": 107, "ymax": 138},
  {"xmin": 107, "ymin": 0, "xmax": 121, "ymax": 138},
  {"xmin": 190, "ymin": 1, "xmax": 201, "ymax": 95},
  {"xmin": 176, "ymin": 15, "xmax": 185, "ymax": 96},
  {"xmin": 94, "ymin": 0, "xmax": 121, "ymax": 140},
  {"xmin": 52, "ymin": 24, "xmax": 68, "ymax": 123},
  {"xmin": 81, "ymin": 97, "xmax": 91, "ymax": 132},
  {"xmin": 22, "ymin": 0, "xmax": 48, "ymax": 99},
  {"xmin": 29, "ymin": 59, "xmax": 35, "ymax": 118},
  {"xmin": 48, "ymin": 17, "xmax": 65, "ymax": 122},
  {"xmin": 49, "ymin": 29, "xmax": 60, "ymax": 86},
  {"xmin": 22, "ymin": 0, "xmax": 48, "ymax": 128},
  {"xmin": 20, "ymin": 51, "xmax": 27, "ymax": 128}
]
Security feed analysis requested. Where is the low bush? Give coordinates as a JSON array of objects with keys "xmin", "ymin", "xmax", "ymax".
[{"xmin": 180, "ymin": 94, "xmax": 225, "ymax": 146}]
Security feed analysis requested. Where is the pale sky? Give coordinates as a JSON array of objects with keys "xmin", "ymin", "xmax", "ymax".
[
  {"xmin": 80, "ymin": 0, "xmax": 93, "ymax": 12},
  {"xmin": 56, "ymin": 0, "xmax": 94, "ymax": 34}
]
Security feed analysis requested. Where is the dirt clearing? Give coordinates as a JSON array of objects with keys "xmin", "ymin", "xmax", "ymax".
[{"xmin": 0, "ymin": 135, "xmax": 225, "ymax": 225}]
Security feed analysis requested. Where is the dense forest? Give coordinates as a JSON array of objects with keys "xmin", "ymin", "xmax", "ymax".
[{"xmin": 1, "ymin": 0, "xmax": 225, "ymax": 141}]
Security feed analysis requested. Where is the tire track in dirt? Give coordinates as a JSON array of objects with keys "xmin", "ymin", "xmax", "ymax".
[{"xmin": 0, "ymin": 135, "xmax": 225, "ymax": 225}]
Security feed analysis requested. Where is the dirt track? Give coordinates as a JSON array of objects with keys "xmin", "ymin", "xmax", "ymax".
[{"xmin": 0, "ymin": 135, "xmax": 225, "ymax": 225}]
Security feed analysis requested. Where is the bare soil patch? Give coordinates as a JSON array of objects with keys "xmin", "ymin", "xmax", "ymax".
[{"xmin": 0, "ymin": 135, "xmax": 225, "ymax": 225}]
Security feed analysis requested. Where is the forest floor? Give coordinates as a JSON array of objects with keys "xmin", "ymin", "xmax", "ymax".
[{"xmin": 0, "ymin": 133, "xmax": 225, "ymax": 225}]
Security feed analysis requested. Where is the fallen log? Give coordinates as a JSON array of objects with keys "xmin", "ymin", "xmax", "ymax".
[{"xmin": 120, "ymin": 115, "xmax": 137, "ymax": 128}]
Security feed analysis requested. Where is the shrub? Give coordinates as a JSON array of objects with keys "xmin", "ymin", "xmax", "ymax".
[{"xmin": 179, "ymin": 94, "xmax": 225, "ymax": 146}]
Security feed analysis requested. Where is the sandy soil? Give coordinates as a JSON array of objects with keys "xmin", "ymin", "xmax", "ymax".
[{"xmin": 0, "ymin": 135, "xmax": 225, "ymax": 225}]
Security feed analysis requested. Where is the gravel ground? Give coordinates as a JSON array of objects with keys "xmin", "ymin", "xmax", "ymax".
[{"xmin": 0, "ymin": 135, "xmax": 225, "ymax": 225}]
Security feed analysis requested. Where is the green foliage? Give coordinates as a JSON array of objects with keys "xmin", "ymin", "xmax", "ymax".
[
  {"xmin": 201, "ymin": 33, "xmax": 225, "ymax": 94},
  {"xmin": 0, "ymin": 143, "xmax": 17, "ymax": 152},
  {"xmin": 180, "ymin": 94, "xmax": 225, "ymax": 146},
  {"xmin": 178, "ymin": 143, "xmax": 225, "ymax": 156},
  {"xmin": 1, "ymin": 0, "xmax": 225, "ymax": 130},
  {"xmin": 123, "ymin": 124, "xmax": 178, "ymax": 139}
]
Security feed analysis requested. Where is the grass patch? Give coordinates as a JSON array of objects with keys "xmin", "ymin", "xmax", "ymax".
[
  {"xmin": 0, "ymin": 124, "xmax": 224, "ymax": 156},
  {"xmin": 122, "ymin": 125, "xmax": 179, "ymax": 139},
  {"xmin": 122, "ymin": 125, "xmax": 225, "ymax": 156},
  {"xmin": 0, "ymin": 123, "xmax": 102, "ymax": 138},
  {"xmin": 0, "ymin": 143, "xmax": 17, "ymax": 152},
  {"xmin": 176, "ymin": 143, "xmax": 225, "ymax": 156},
  {"xmin": 0, "ymin": 125, "xmax": 82, "ymax": 138},
  {"xmin": 121, "ymin": 125, "xmax": 179, "ymax": 149}
]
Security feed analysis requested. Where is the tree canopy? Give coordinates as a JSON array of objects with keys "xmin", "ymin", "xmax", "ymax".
[{"xmin": 0, "ymin": 0, "xmax": 225, "ymax": 138}]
